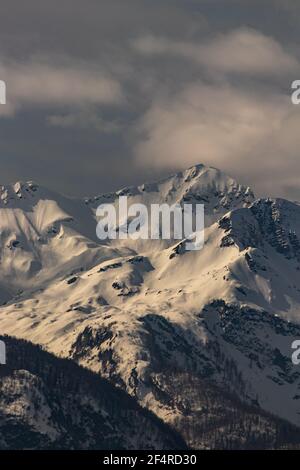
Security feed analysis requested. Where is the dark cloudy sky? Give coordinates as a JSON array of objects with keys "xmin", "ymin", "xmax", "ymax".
[{"xmin": 1, "ymin": 0, "xmax": 300, "ymax": 199}]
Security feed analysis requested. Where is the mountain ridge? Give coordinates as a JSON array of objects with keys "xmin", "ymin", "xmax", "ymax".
[{"xmin": 0, "ymin": 163, "xmax": 300, "ymax": 448}]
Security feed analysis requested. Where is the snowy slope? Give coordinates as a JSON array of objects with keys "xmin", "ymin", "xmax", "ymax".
[
  {"xmin": 0, "ymin": 181, "xmax": 122, "ymax": 301},
  {"xmin": 0, "ymin": 164, "xmax": 300, "ymax": 448}
]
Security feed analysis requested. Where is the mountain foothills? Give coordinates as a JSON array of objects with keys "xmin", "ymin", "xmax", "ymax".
[
  {"xmin": 0, "ymin": 335, "xmax": 185, "ymax": 450},
  {"xmin": 1, "ymin": 164, "xmax": 300, "ymax": 449}
]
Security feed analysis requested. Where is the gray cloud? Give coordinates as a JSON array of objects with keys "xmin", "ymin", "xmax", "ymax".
[
  {"xmin": 132, "ymin": 28, "xmax": 300, "ymax": 77},
  {"xmin": 48, "ymin": 108, "xmax": 122, "ymax": 134},
  {"xmin": 0, "ymin": 0, "xmax": 299, "ymax": 200},
  {"xmin": 134, "ymin": 81, "xmax": 300, "ymax": 198},
  {"xmin": 0, "ymin": 58, "xmax": 123, "ymax": 113}
]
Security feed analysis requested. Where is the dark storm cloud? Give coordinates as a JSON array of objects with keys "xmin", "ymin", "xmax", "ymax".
[
  {"xmin": 0, "ymin": 0, "xmax": 206, "ymax": 58},
  {"xmin": 0, "ymin": 0, "xmax": 300, "ymax": 199}
]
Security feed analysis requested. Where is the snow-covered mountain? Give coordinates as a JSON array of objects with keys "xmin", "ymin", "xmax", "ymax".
[
  {"xmin": 0, "ymin": 165, "xmax": 253, "ymax": 301},
  {"xmin": 1, "ymin": 164, "xmax": 300, "ymax": 449}
]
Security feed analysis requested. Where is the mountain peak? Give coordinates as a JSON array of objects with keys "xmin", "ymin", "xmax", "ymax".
[{"xmin": 0, "ymin": 180, "xmax": 39, "ymax": 205}]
